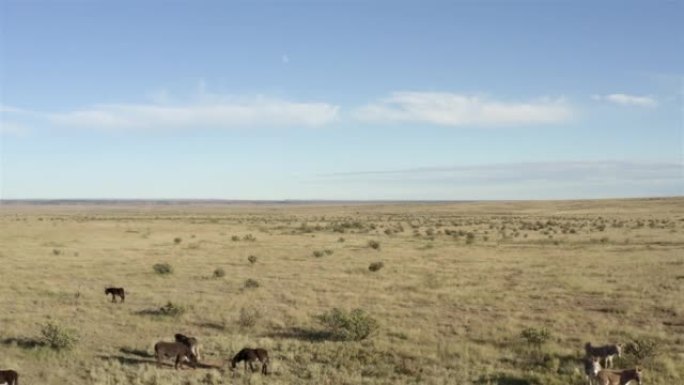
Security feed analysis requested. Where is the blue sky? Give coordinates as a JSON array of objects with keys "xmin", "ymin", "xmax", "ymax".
[{"xmin": 1, "ymin": 0, "xmax": 682, "ymax": 200}]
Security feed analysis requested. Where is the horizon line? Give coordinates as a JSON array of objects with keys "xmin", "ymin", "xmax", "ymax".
[{"xmin": 1, "ymin": 196, "xmax": 681, "ymax": 206}]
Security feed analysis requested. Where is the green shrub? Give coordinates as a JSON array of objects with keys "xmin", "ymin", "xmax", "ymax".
[
  {"xmin": 520, "ymin": 327, "xmax": 551, "ymax": 349},
  {"xmin": 244, "ymin": 278, "xmax": 260, "ymax": 289},
  {"xmin": 465, "ymin": 232, "xmax": 475, "ymax": 245},
  {"xmin": 625, "ymin": 337, "xmax": 660, "ymax": 364},
  {"xmin": 312, "ymin": 250, "xmax": 324, "ymax": 258},
  {"xmin": 317, "ymin": 308, "xmax": 379, "ymax": 341},
  {"xmin": 231, "ymin": 235, "xmax": 240, "ymax": 241},
  {"xmin": 237, "ymin": 306, "xmax": 260, "ymax": 328},
  {"xmin": 367, "ymin": 240, "xmax": 381, "ymax": 250},
  {"xmin": 368, "ymin": 261, "xmax": 384, "ymax": 272},
  {"xmin": 159, "ymin": 301, "xmax": 186, "ymax": 317},
  {"xmin": 40, "ymin": 321, "xmax": 79, "ymax": 350},
  {"xmin": 153, "ymin": 263, "xmax": 173, "ymax": 275},
  {"xmin": 213, "ymin": 267, "xmax": 225, "ymax": 278},
  {"xmin": 248, "ymin": 255, "xmax": 258, "ymax": 264},
  {"xmin": 173, "ymin": 237, "xmax": 182, "ymax": 244},
  {"xmin": 242, "ymin": 234, "xmax": 256, "ymax": 242}
]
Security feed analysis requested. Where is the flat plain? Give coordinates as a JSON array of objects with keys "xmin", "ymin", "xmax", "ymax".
[{"xmin": 0, "ymin": 198, "xmax": 682, "ymax": 385}]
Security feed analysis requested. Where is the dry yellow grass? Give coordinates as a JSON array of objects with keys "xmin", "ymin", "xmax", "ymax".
[{"xmin": 1, "ymin": 198, "xmax": 683, "ymax": 384}]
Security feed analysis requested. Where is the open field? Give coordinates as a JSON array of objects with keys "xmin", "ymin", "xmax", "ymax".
[{"xmin": 1, "ymin": 198, "xmax": 683, "ymax": 385}]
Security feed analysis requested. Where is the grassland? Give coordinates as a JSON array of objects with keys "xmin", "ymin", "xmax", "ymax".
[{"xmin": 0, "ymin": 198, "xmax": 682, "ymax": 385}]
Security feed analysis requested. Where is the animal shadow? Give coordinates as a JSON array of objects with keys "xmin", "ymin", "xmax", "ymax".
[
  {"xmin": 194, "ymin": 321, "xmax": 226, "ymax": 331},
  {"xmin": 263, "ymin": 327, "xmax": 334, "ymax": 342},
  {"xmin": 119, "ymin": 347, "xmax": 153, "ymax": 358},
  {"xmin": 97, "ymin": 354, "xmax": 155, "ymax": 367},
  {"xmin": 475, "ymin": 373, "xmax": 541, "ymax": 385},
  {"xmin": 115, "ymin": 347, "xmax": 222, "ymax": 370},
  {"xmin": 0, "ymin": 337, "xmax": 45, "ymax": 349}
]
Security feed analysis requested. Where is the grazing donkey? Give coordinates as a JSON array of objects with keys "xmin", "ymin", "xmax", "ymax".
[
  {"xmin": 231, "ymin": 348, "xmax": 269, "ymax": 375},
  {"xmin": 585, "ymin": 342, "xmax": 623, "ymax": 368},
  {"xmin": 596, "ymin": 366, "xmax": 643, "ymax": 385},
  {"xmin": 584, "ymin": 356, "xmax": 602, "ymax": 385},
  {"xmin": 174, "ymin": 333, "xmax": 201, "ymax": 361},
  {"xmin": 104, "ymin": 287, "xmax": 125, "ymax": 303},
  {"xmin": 154, "ymin": 341, "xmax": 198, "ymax": 369},
  {"xmin": 0, "ymin": 370, "xmax": 18, "ymax": 385}
]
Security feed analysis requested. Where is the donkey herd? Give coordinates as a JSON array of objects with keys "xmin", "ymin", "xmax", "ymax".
[
  {"xmin": 0, "ymin": 286, "xmax": 269, "ymax": 385},
  {"xmin": 1, "ymin": 286, "xmax": 646, "ymax": 385}
]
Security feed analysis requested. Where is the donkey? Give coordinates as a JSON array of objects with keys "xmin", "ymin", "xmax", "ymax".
[
  {"xmin": 104, "ymin": 287, "xmax": 125, "ymax": 303},
  {"xmin": 596, "ymin": 366, "xmax": 643, "ymax": 385},
  {"xmin": 231, "ymin": 348, "xmax": 269, "ymax": 375},
  {"xmin": 585, "ymin": 342, "xmax": 623, "ymax": 368},
  {"xmin": 174, "ymin": 333, "xmax": 201, "ymax": 361},
  {"xmin": 584, "ymin": 356, "xmax": 602, "ymax": 385},
  {"xmin": 154, "ymin": 341, "xmax": 198, "ymax": 369},
  {"xmin": 0, "ymin": 370, "xmax": 18, "ymax": 385}
]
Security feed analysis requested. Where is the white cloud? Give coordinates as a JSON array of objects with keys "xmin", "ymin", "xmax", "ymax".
[
  {"xmin": 354, "ymin": 92, "xmax": 572, "ymax": 126},
  {"xmin": 49, "ymin": 97, "xmax": 339, "ymax": 131},
  {"xmin": 592, "ymin": 93, "xmax": 658, "ymax": 107},
  {"xmin": 0, "ymin": 121, "xmax": 29, "ymax": 136}
]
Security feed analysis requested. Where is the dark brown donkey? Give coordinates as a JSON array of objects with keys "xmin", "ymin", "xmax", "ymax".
[
  {"xmin": 0, "ymin": 369, "xmax": 19, "ymax": 385},
  {"xmin": 231, "ymin": 348, "xmax": 269, "ymax": 375},
  {"xmin": 104, "ymin": 287, "xmax": 125, "ymax": 303}
]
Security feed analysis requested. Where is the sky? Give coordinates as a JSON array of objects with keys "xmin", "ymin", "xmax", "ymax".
[{"xmin": 0, "ymin": 0, "xmax": 682, "ymax": 200}]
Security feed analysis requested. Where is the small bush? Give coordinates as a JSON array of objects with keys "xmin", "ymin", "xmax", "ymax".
[
  {"xmin": 237, "ymin": 306, "xmax": 261, "ymax": 328},
  {"xmin": 248, "ymin": 255, "xmax": 258, "ymax": 264},
  {"xmin": 213, "ymin": 267, "xmax": 225, "ymax": 278},
  {"xmin": 338, "ymin": 237, "xmax": 345, "ymax": 243},
  {"xmin": 242, "ymin": 234, "xmax": 256, "ymax": 242},
  {"xmin": 367, "ymin": 240, "xmax": 381, "ymax": 250},
  {"xmin": 368, "ymin": 261, "xmax": 384, "ymax": 272},
  {"xmin": 231, "ymin": 235, "xmax": 240, "ymax": 241},
  {"xmin": 244, "ymin": 278, "xmax": 260, "ymax": 289},
  {"xmin": 153, "ymin": 263, "xmax": 173, "ymax": 275},
  {"xmin": 173, "ymin": 237, "xmax": 182, "ymax": 244},
  {"xmin": 159, "ymin": 301, "xmax": 186, "ymax": 317},
  {"xmin": 465, "ymin": 232, "xmax": 475, "ymax": 245},
  {"xmin": 52, "ymin": 248, "xmax": 61, "ymax": 256},
  {"xmin": 520, "ymin": 327, "xmax": 551, "ymax": 349},
  {"xmin": 40, "ymin": 321, "xmax": 79, "ymax": 350},
  {"xmin": 625, "ymin": 337, "xmax": 660, "ymax": 364},
  {"xmin": 324, "ymin": 249, "xmax": 334, "ymax": 256},
  {"xmin": 317, "ymin": 308, "xmax": 379, "ymax": 341},
  {"xmin": 312, "ymin": 250, "xmax": 324, "ymax": 258}
]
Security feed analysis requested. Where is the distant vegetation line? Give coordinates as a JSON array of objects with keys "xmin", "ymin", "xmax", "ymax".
[{"xmin": 0, "ymin": 199, "xmax": 476, "ymax": 206}]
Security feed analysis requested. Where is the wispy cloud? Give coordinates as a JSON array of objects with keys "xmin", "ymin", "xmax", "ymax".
[
  {"xmin": 49, "ymin": 97, "xmax": 340, "ymax": 131},
  {"xmin": 354, "ymin": 92, "xmax": 572, "ymax": 127},
  {"xmin": 322, "ymin": 161, "xmax": 681, "ymax": 183},
  {"xmin": 0, "ymin": 121, "xmax": 29, "ymax": 136},
  {"xmin": 592, "ymin": 93, "xmax": 658, "ymax": 107},
  {"xmin": 1, "ymin": 105, "xmax": 33, "ymax": 135},
  {"xmin": 0, "ymin": 104, "xmax": 33, "ymax": 114}
]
